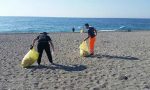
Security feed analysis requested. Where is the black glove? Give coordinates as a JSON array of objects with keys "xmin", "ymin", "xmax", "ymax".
[{"xmin": 30, "ymin": 45, "xmax": 33, "ymax": 49}]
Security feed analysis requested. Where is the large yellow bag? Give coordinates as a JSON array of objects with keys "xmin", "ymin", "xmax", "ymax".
[
  {"xmin": 79, "ymin": 41, "xmax": 89, "ymax": 57},
  {"xmin": 21, "ymin": 48, "xmax": 39, "ymax": 68}
]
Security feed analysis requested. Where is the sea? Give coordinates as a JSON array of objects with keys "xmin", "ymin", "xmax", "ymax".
[{"xmin": 0, "ymin": 16, "xmax": 150, "ymax": 33}]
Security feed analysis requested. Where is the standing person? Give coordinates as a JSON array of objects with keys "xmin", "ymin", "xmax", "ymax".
[
  {"xmin": 84, "ymin": 23, "xmax": 97, "ymax": 55},
  {"xmin": 72, "ymin": 27, "xmax": 75, "ymax": 32},
  {"xmin": 30, "ymin": 32, "xmax": 54, "ymax": 65}
]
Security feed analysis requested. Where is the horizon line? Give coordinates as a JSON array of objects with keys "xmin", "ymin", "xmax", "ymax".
[{"xmin": 0, "ymin": 15, "xmax": 150, "ymax": 19}]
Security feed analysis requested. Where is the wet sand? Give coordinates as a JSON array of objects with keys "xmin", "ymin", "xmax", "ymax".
[{"xmin": 1, "ymin": 32, "xmax": 150, "ymax": 90}]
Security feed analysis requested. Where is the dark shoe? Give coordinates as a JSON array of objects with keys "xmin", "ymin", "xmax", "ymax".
[
  {"xmin": 51, "ymin": 62, "xmax": 55, "ymax": 65},
  {"xmin": 90, "ymin": 53, "xmax": 94, "ymax": 56},
  {"xmin": 38, "ymin": 63, "xmax": 41, "ymax": 66}
]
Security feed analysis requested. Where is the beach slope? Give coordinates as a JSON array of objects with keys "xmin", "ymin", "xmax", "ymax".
[{"xmin": 1, "ymin": 32, "xmax": 150, "ymax": 90}]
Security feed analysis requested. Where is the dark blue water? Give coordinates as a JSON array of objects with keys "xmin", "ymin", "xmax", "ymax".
[{"xmin": 0, "ymin": 16, "xmax": 150, "ymax": 33}]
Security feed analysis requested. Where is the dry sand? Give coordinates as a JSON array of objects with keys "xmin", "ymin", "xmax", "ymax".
[{"xmin": 1, "ymin": 32, "xmax": 150, "ymax": 90}]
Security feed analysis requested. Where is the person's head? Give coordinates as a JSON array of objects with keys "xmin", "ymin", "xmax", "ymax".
[
  {"xmin": 85, "ymin": 23, "xmax": 89, "ymax": 29},
  {"xmin": 40, "ymin": 32, "xmax": 48, "ymax": 35}
]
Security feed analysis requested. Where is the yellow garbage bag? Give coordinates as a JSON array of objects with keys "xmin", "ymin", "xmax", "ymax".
[
  {"xmin": 80, "ymin": 30, "xmax": 84, "ymax": 33},
  {"xmin": 79, "ymin": 41, "xmax": 89, "ymax": 57},
  {"xmin": 21, "ymin": 48, "xmax": 39, "ymax": 68}
]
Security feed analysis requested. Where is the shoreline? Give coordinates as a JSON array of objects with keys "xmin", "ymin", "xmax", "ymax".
[{"xmin": 1, "ymin": 30, "xmax": 150, "ymax": 34}]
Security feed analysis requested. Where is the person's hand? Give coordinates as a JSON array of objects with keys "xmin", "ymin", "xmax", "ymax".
[
  {"xmin": 51, "ymin": 49, "xmax": 55, "ymax": 56},
  {"xmin": 30, "ymin": 45, "xmax": 33, "ymax": 49},
  {"xmin": 51, "ymin": 50, "xmax": 54, "ymax": 56},
  {"xmin": 83, "ymin": 39, "xmax": 86, "ymax": 41}
]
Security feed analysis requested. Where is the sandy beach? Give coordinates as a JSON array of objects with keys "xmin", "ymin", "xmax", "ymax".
[{"xmin": 1, "ymin": 32, "xmax": 150, "ymax": 90}]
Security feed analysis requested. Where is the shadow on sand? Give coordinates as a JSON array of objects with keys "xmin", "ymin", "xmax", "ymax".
[
  {"xmin": 27, "ymin": 64, "xmax": 87, "ymax": 71},
  {"xmin": 88, "ymin": 54, "xmax": 139, "ymax": 61}
]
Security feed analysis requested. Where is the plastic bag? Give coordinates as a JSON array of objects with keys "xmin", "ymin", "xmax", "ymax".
[
  {"xmin": 79, "ymin": 41, "xmax": 89, "ymax": 57},
  {"xmin": 80, "ymin": 30, "xmax": 84, "ymax": 33},
  {"xmin": 21, "ymin": 48, "xmax": 39, "ymax": 68}
]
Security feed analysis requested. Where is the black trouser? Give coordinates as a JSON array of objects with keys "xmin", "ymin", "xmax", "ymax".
[{"xmin": 37, "ymin": 42, "xmax": 53, "ymax": 65}]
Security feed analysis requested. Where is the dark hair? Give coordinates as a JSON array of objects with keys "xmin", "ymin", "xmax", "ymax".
[
  {"xmin": 85, "ymin": 23, "xmax": 89, "ymax": 26},
  {"xmin": 40, "ymin": 32, "xmax": 48, "ymax": 35}
]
